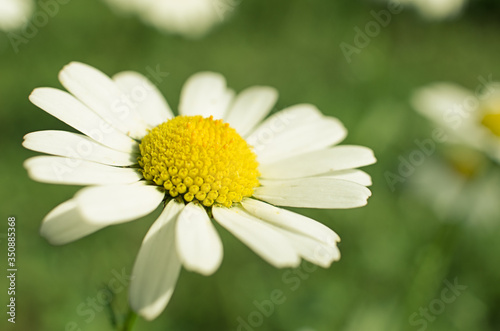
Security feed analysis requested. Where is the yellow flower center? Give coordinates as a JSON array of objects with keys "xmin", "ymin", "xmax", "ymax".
[
  {"xmin": 444, "ymin": 147, "xmax": 486, "ymax": 179},
  {"xmin": 138, "ymin": 115, "xmax": 260, "ymax": 208},
  {"xmin": 481, "ymin": 113, "xmax": 500, "ymax": 137}
]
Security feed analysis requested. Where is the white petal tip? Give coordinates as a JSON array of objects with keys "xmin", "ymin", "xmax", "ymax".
[
  {"xmin": 134, "ymin": 306, "xmax": 163, "ymax": 321},
  {"xmin": 276, "ymin": 258, "xmax": 302, "ymax": 269},
  {"xmin": 184, "ymin": 262, "xmax": 221, "ymax": 276}
]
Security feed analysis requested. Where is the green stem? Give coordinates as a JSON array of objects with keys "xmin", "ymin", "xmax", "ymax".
[{"xmin": 121, "ymin": 310, "xmax": 137, "ymax": 331}]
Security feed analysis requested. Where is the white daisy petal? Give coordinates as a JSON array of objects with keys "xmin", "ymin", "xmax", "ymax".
[
  {"xmin": 40, "ymin": 199, "xmax": 106, "ymax": 245},
  {"xmin": 29, "ymin": 88, "xmax": 138, "ymax": 153},
  {"xmin": 24, "ymin": 156, "xmax": 142, "ymax": 185},
  {"xmin": 75, "ymin": 184, "xmax": 164, "ymax": 225},
  {"xmin": 213, "ymin": 206, "xmax": 300, "ymax": 268},
  {"xmin": 246, "ymin": 104, "xmax": 347, "ymax": 164},
  {"xmin": 320, "ymin": 169, "xmax": 373, "ymax": 186},
  {"xmin": 241, "ymin": 198, "xmax": 340, "ymax": 244},
  {"xmin": 23, "ymin": 131, "xmax": 137, "ymax": 166},
  {"xmin": 279, "ymin": 230, "xmax": 340, "ymax": 268},
  {"xmin": 253, "ymin": 177, "xmax": 372, "ymax": 209},
  {"xmin": 259, "ymin": 145, "xmax": 376, "ymax": 179},
  {"xmin": 411, "ymin": 82, "xmax": 478, "ymax": 127},
  {"xmin": 175, "ymin": 202, "xmax": 223, "ymax": 276},
  {"xmin": 130, "ymin": 199, "xmax": 184, "ymax": 321},
  {"xmin": 224, "ymin": 86, "xmax": 278, "ymax": 137},
  {"xmin": 179, "ymin": 72, "xmax": 234, "ymax": 119},
  {"xmin": 58, "ymin": 62, "xmax": 148, "ymax": 139},
  {"xmin": 113, "ymin": 71, "xmax": 174, "ymax": 127}
]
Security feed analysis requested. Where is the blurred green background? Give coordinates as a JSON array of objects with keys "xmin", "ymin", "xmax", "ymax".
[{"xmin": 1, "ymin": 0, "xmax": 500, "ymax": 330}]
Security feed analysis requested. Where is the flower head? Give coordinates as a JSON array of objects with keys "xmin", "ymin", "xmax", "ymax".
[
  {"xmin": 24, "ymin": 62, "xmax": 376, "ymax": 320},
  {"xmin": 411, "ymin": 81, "xmax": 500, "ymax": 224},
  {"xmin": 411, "ymin": 81, "xmax": 500, "ymax": 163}
]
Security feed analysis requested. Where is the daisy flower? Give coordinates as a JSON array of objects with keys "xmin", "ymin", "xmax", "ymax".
[
  {"xmin": 0, "ymin": 0, "xmax": 33, "ymax": 31},
  {"xmin": 411, "ymin": 81, "xmax": 500, "ymax": 163},
  {"xmin": 104, "ymin": 0, "xmax": 231, "ymax": 37},
  {"xmin": 410, "ymin": 82, "xmax": 500, "ymax": 224},
  {"xmin": 24, "ymin": 62, "xmax": 376, "ymax": 320}
]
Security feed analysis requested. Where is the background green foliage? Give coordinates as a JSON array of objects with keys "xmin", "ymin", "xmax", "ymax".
[{"xmin": 1, "ymin": 0, "xmax": 500, "ymax": 330}]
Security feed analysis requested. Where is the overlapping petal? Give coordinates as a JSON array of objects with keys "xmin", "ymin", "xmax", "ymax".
[
  {"xmin": 74, "ymin": 183, "xmax": 164, "ymax": 225},
  {"xmin": 130, "ymin": 199, "xmax": 184, "ymax": 321},
  {"xmin": 29, "ymin": 88, "xmax": 138, "ymax": 153},
  {"xmin": 23, "ymin": 131, "xmax": 137, "ymax": 166},
  {"xmin": 246, "ymin": 104, "xmax": 347, "ymax": 164},
  {"xmin": 224, "ymin": 86, "xmax": 278, "ymax": 137},
  {"xmin": 24, "ymin": 156, "xmax": 142, "ymax": 185},
  {"xmin": 175, "ymin": 203, "xmax": 223, "ymax": 275},
  {"xmin": 179, "ymin": 72, "xmax": 234, "ymax": 119},
  {"xmin": 59, "ymin": 62, "xmax": 149, "ymax": 139},
  {"xmin": 213, "ymin": 206, "xmax": 300, "ymax": 268},
  {"xmin": 254, "ymin": 177, "xmax": 372, "ymax": 209},
  {"xmin": 259, "ymin": 145, "xmax": 376, "ymax": 179},
  {"xmin": 113, "ymin": 71, "xmax": 174, "ymax": 127},
  {"xmin": 40, "ymin": 199, "xmax": 106, "ymax": 245}
]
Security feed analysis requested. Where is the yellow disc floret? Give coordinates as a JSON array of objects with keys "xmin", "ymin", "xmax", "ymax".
[
  {"xmin": 138, "ymin": 115, "xmax": 260, "ymax": 207},
  {"xmin": 481, "ymin": 113, "xmax": 500, "ymax": 137}
]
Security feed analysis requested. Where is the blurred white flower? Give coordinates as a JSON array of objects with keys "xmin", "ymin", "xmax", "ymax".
[
  {"xmin": 411, "ymin": 81, "xmax": 500, "ymax": 225},
  {"xmin": 0, "ymin": 0, "xmax": 33, "ymax": 31},
  {"xmin": 104, "ymin": 0, "xmax": 235, "ymax": 37},
  {"xmin": 412, "ymin": 81, "xmax": 500, "ymax": 163},
  {"xmin": 24, "ymin": 62, "xmax": 375, "ymax": 320},
  {"xmin": 398, "ymin": 0, "xmax": 466, "ymax": 20},
  {"xmin": 410, "ymin": 149, "xmax": 500, "ymax": 225}
]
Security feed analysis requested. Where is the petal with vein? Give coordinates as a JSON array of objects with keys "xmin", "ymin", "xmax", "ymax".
[
  {"xmin": 175, "ymin": 203, "xmax": 223, "ymax": 276},
  {"xmin": 24, "ymin": 156, "xmax": 142, "ymax": 185},
  {"xmin": 246, "ymin": 104, "xmax": 347, "ymax": 164},
  {"xmin": 23, "ymin": 131, "xmax": 137, "ymax": 166},
  {"xmin": 58, "ymin": 62, "xmax": 148, "ymax": 139},
  {"xmin": 259, "ymin": 145, "xmax": 376, "ymax": 179},
  {"xmin": 75, "ymin": 184, "xmax": 164, "ymax": 225},
  {"xmin": 178, "ymin": 72, "xmax": 233, "ymax": 119},
  {"xmin": 113, "ymin": 71, "xmax": 174, "ymax": 127},
  {"xmin": 278, "ymin": 229, "xmax": 340, "ymax": 268},
  {"xmin": 40, "ymin": 199, "xmax": 106, "ymax": 245},
  {"xmin": 224, "ymin": 86, "xmax": 278, "ymax": 137},
  {"xmin": 253, "ymin": 177, "xmax": 372, "ymax": 209},
  {"xmin": 130, "ymin": 199, "xmax": 184, "ymax": 321},
  {"xmin": 213, "ymin": 206, "xmax": 300, "ymax": 268},
  {"xmin": 241, "ymin": 198, "xmax": 340, "ymax": 244},
  {"xmin": 29, "ymin": 87, "xmax": 137, "ymax": 153},
  {"xmin": 319, "ymin": 169, "xmax": 373, "ymax": 186}
]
